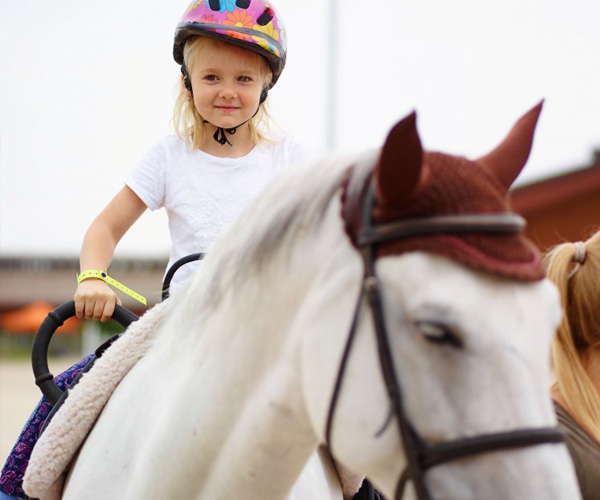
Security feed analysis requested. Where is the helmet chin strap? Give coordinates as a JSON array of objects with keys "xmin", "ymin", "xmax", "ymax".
[{"xmin": 205, "ymin": 123, "xmax": 239, "ymax": 146}]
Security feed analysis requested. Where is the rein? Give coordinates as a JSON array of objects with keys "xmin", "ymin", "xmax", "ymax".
[{"xmin": 326, "ymin": 171, "xmax": 565, "ymax": 500}]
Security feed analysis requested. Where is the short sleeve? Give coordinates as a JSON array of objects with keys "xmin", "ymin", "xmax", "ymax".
[
  {"xmin": 124, "ymin": 139, "xmax": 168, "ymax": 211},
  {"xmin": 267, "ymin": 135, "xmax": 311, "ymax": 171},
  {"xmin": 289, "ymin": 139, "xmax": 308, "ymax": 166}
]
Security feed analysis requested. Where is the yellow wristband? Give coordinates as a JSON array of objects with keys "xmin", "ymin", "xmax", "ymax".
[{"xmin": 77, "ymin": 270, "xmax": 147, "ymax": 306}]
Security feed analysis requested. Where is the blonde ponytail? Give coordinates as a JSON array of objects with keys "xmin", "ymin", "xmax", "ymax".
[{"xmin": 546, "ymin": 230, "xmax": 600, "ymax": 443}]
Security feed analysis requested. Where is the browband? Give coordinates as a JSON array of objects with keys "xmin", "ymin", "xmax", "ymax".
[{"xmin": 357, "ymin": 213, "xmax": 526, "ymax": 247}]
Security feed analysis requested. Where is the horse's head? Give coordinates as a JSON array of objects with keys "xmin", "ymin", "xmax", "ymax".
[{"xmin": 304, "ymin": 103, "xmax": 581, "ymax": 500}]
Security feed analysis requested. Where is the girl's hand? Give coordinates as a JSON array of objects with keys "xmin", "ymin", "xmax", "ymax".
[{"xmin": 74, "ymin": 279, "xmax": 122, "ymax": 322}]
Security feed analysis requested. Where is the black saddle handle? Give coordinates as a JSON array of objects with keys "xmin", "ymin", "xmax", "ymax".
[
  {"xmin": 31, "ymin": 300, "xmax": 138, "ymax": 406},
  {"xmin": 161, "ymin": 252, "xmax": 204, "ymax": 300}
]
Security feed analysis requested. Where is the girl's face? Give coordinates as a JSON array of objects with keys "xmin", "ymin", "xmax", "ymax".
[{"xmin": 187, "ymin": 40, "xmax": 270, "ymax": 130}]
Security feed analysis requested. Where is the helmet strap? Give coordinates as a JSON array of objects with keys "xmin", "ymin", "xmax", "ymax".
[
  {"xmin": 209, "ymin": 125, "xmax": 237, "ymax": 146},
  {"xmin": 181, "ymin": 64, "xmax": 193, "ymax": 95}
]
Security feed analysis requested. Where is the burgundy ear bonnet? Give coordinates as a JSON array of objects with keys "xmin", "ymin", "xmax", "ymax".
[{"xmin": 345, "ymin": 103, "xmax": 546, "ymax": 281}]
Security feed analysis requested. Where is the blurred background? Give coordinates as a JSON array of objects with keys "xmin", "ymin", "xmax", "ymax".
[{"xmin": 1, "ymin": 0, "xmax": 599, "ymax": 459}]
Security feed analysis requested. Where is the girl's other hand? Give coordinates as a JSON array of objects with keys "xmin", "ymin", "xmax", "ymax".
[{"xmin": 74, "ymin": 279, "xmax": 122, "ymax": 322}]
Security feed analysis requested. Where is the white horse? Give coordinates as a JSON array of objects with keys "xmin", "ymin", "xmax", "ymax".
[{"xmin": 34, "ymin": 105, "xmax": 582, "ymax": 500}]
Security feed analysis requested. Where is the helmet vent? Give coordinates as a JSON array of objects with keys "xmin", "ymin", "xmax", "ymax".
[
  {"xmin": 208, "ymin": 0, "xmax": 221, "ymax": 11},
  {"xmin": 257, "ymin": 8, "xmax": 274, "ymax": 26},
  {"xmin": 236, "ymin": 0, "xmax": 251, "ymax": 8}
]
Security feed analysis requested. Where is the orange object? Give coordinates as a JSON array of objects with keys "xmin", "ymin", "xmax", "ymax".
[{"xmin": 0, "ymin": 301, "xmax": 81, "ymax": 335}]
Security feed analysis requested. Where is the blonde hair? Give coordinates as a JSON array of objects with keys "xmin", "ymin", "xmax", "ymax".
[
  {"xmin": 173, "ymin": 37, "xmax": 273, "ymax": 150},
  {"xmin": 546, "ymin": 229, "xmax": 600, "ymax": 443}
]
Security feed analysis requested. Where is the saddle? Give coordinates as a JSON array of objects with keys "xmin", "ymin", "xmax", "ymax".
[{"xmin": 23, "ymin": 299, "xmax": 172, "ymax": 500}]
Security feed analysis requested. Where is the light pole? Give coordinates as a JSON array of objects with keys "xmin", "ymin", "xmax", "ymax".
[{"xmin": 326, "ymin": 0, "xmax": 339, "ymax": 150}]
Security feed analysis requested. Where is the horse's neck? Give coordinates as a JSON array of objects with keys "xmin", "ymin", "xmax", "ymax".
[{"xmin": 151, "ymin": 220, "xmax": 345, "ymax": 498}]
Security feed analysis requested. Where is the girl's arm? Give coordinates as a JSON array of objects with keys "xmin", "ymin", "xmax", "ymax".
[{"xmin": 74, "ymin": 186, "xmax": 147, "ymax": 322}]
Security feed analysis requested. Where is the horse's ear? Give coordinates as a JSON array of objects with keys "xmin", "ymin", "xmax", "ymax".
[
  {"xmin": 477, "ymin": 101, "xmax": 544, "ymax": 190},
  {"xmin": 375, "ymin": 111, "xmax": 424, "ymax": 209}
]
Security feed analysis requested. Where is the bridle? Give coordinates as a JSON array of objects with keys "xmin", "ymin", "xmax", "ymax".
[{"xmin": 325, "ymin": 171, "xmax": 565, "ymax": 500}]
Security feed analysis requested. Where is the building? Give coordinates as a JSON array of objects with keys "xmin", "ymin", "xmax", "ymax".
[
  {"xmin": 511, "ymin": 150, "xmax": 600, "ymax": 251},
  {"xmin": 0, "ymin": 257, "xmax": 166, "ymax": 320}
]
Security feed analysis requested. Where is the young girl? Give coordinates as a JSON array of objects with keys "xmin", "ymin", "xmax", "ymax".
[
  {"xmin": 0, "ymin": 2, "xmax": 304, "ymax": 498},
  {"xmin": 546, "ymin": 230, "xmax": 600, "ymax": 500},
  {"xmin": 75, "ymin": 0, "xmax": 305, "ymax": 322}
]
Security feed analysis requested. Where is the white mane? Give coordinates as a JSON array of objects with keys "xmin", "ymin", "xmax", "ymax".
[{"xmin": 157, "ymin": 150, "xmax": 375, "ymax": 353}]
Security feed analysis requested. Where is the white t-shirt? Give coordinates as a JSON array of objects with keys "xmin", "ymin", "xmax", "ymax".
[{"xmin": 125, "ymin": 134, "xmax": 306, "ymax": 292}]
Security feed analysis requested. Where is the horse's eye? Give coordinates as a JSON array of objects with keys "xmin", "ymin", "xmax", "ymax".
[{"xmin": 416, "ymin": 321, "xmax": 463, "ymax": 349}]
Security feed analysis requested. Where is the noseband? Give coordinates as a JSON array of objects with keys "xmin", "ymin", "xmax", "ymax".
[{"xmin": 326, "ymin": 171, "xmax": 564, "ymax": 500}]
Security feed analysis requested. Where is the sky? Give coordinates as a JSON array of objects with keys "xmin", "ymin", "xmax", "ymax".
[{"xmin": 1, "ymin": 0, "xmax": 599, "ymax": 258}]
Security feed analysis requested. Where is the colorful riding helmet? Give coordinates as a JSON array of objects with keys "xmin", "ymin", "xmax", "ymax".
[{"xmin": 173, "ymin": 0, "xmax": 287, "ymax": 88}]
